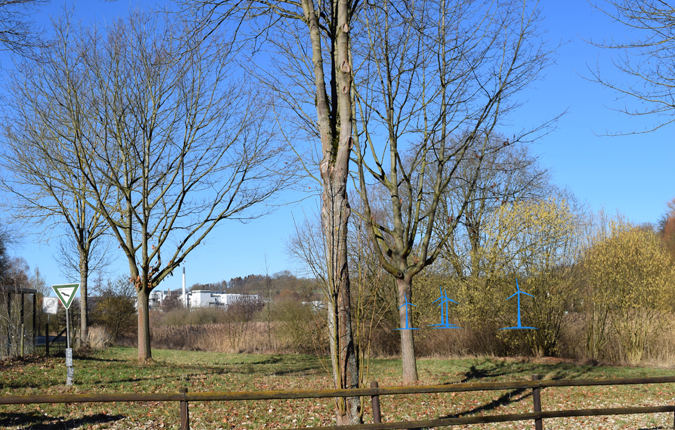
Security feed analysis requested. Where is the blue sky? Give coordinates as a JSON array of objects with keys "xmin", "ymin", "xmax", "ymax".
[{"xmin": 2, "ymin": 0, "xmax": 673, "ymax": 292}]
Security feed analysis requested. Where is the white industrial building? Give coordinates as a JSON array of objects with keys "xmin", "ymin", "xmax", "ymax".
[{"xmin": 148, "ymin": 289, "xmax": 260, "ymax": 310}]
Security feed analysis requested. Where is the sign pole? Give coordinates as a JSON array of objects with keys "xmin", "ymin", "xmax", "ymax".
[
  {"xmin": 65, "ymin": 307, "xmax": 73, "ymax": 385},
  {"xmin": 51, "ymin": 284, "xmax": 79, "ymax": 386},
  {"xmin": 66, "ymin": 307, "xmax": 70, "ymax": 350},
  {"xmin": 45, "ymin": 314, "xmax": 49, "ymax": 356}
]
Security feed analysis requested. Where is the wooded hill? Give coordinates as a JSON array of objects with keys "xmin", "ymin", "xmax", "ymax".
[{"xmin": 189, "ymin": 271, "xmax": 320, "ymax": 302}]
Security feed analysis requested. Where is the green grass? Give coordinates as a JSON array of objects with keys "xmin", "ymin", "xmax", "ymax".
[{"xmin": 1, "ymin": 348, "xmax": 675, "ymax": 429}]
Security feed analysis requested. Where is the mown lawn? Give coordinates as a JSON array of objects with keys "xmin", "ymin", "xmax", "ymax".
[{"xmin": 1, "ymin": 347, "xmax": 674, "ymax": 429}]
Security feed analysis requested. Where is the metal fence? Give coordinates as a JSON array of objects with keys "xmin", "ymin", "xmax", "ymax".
[
  {"xmin": 2, "ymin": 375, "xmax": 675, "ymax": 429},
  {"xmin": 0, "ymin": 286, "xmax": 38, "ymax": 359}
]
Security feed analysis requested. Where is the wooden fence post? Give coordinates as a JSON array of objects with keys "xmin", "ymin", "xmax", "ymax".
[
  {"xmin": 180, "ymin": 387, "xmax": 189, "ymax": 430},
  {"xmin": 532, "ymin": 374, "xmax": 542, "ymax": 430},
  {"xmin": 370, "ymin": 381, "xmax": 381, "ymax": 424}
]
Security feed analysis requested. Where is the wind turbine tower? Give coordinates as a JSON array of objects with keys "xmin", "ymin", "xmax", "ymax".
[{"xmin": 500, "ymin": 278, "xmax": 537, "ymax": 330}]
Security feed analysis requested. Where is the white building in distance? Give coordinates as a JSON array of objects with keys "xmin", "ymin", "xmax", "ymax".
[{"xmin": 148, "ymin": 289, "xmax": 260, "ymax": 310}]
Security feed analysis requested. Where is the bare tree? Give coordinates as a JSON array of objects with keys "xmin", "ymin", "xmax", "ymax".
[
  {"xmin": 347, "ymin": 196, "xmax": 394, "ymax": 381},
  {"xmin": 3, "ymin": 10, "xmax": 290, "ymax": 361},
  {"xmin": 1, "ymin": 14, "xmax": 117, "ymax": 347},
  {"xmin": 182, "ymin": 0, "xmax": 363, "ymax": 423},
  {"xmin": 54, "ymin": 234, "xmax": 112, "ymax": 284},
  {"xmin": 351, "ymin": 0, "xmax": 556, "ymax": 383},
  {"xmin": 0, "ymin": 154, "xmax": 110, "ymax": 349},
  {"xmin": 0, "ymin": 0, "xmax": 47, "ymax": 56},
  {"xmin": 436, "ymin": 142, "xmax": 550, "ymax": 280},
  {"xmin": 589, "ymin": 0, "xmax": 675, "ymax": 132}
]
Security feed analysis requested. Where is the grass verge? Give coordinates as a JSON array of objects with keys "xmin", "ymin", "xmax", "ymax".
[{"xmin": 1, "ymin": 348, "xmax": 674, "ymax": 429}]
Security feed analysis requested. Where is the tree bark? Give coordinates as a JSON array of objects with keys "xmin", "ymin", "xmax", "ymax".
[
  {"xmin": 137, "ymin": 286, "xmax": 151, "ymax": 361},
  {"xmin": 337, "ymin": 208, "xmax": 359, "ymax": 424},
  {"xmin": 321, "ymin": 161, "xmax": 360, "ymax": 424},
  {"xmin": 396, "ymin": 276, "xmax": 418, "ymax": 384},
  {"xmin": 79, "ymin": 249, "xmax": 89, "ymax": 348}
]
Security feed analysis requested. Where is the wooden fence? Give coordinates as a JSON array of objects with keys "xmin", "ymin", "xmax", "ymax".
[{"xmin": 2, "ymin": 375, "xmax": 675, "ymax": 429}]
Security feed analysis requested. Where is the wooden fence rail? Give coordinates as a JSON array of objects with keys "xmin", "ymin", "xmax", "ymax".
[{"xmin": 1, "ymin": 375, "xmax": 675, "ymax": 429}]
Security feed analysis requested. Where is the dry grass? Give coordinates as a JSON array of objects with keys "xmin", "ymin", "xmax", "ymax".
[{"xmin": 150, "ymin": 322, "xmax": 290, "ymax": 354}]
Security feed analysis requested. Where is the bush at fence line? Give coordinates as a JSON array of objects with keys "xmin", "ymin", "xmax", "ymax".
[
  {"xmin": 581, "ymin": 224, "xmax": 674, "ymax": 364},
  {"xmin": 87, "ymin": 325, "xmax": 111, "ymax": 349}
]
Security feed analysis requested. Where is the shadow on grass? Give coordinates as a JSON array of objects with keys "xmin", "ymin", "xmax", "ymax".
[
  {"xmin": 1, "ymin": 374, "xmax": 175, "ymax": 391},
  {"xmin": 458, "ymin": 359, "xmax": 597, "ymax": 384},
  {"xmin": 442, "ymin": 371, "xmax": 573, "ymax": 419},
  {"xmin": 70, "ymin": 355, "xmax": 127, "ymax": 363},
  {"xmin": 439, "ymin": 387, "xmax": 532, "ymax": 420},
  {"xmin": 0, "ymin": 412, "xmax": 125, "ymax": 429},
  {"xmin": 250, "ymin": 356, "xmax": 283, "ymax": 365},
  {"xmin": 224, "ymin": 355, "xmax": 321, "ymax": 376},
  {"xmin": 0, "ymin": 355, "xmax": 53, "ymax": 371},
  {"xmin": 268, "ymin": 366, "xmax": 322, "ymax": 376}
]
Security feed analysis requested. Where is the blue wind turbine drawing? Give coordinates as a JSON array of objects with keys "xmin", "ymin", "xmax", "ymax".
[
  {"xmin": 429, "ymin": 287, "xmax": 461, "ymax": 329},
  {"xmin": 500, "ymin": 278, "xmax": 537, "ymax": 330},
  {"xmin": 394, "ymin": 293, "xmax": 419, "ymax": 330}
]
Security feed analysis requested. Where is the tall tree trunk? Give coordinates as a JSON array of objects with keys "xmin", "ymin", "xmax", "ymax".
[
  {"xmin": 304, "ymin": 0, "xmax": 360, "ymax": 424},
  {"xmin": 396, "ymin": 276, "xmax": 418, "ymax": 384},
  {"xmin": 137, "ymin": 286, "xmax": 151, "ymax": 360},
  {"xmin": 334, "ymin": 3, "xmax": 360, "ymax": 420},
  {"xmin": 79, "ymin": 249, "xmax": 89, "ymax": 348},
  {"xmin": 322, "ymin": 177, "xmax": 360, "ymax": 424}
]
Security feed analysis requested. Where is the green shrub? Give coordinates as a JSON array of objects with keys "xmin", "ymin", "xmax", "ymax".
[{"xmin": 274, "ymin": 299, "xmax": 326, "ymax": 354}]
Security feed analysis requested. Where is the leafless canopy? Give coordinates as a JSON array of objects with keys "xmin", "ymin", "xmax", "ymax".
[
  {"xmin": 353, "ymin": 0, "xmax": 555, "ymax": 279},
  {"xmin": 348, "ymin": 0, "xmax": 556, "ymax": 383},
  {"xmin": 0, "ymin": 0, "xmax": 47, "ymax": 55},
  {"xmin": 2, "ymin": 9, "xmax": 292, "ymax": 359},
  {"xmin": 589, "ymin": 0, "xmax": 675, "ymax": 132}
]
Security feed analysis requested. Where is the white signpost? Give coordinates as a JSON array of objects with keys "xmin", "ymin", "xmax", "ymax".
[{"xmin": 52, "ymin": 283, "xmax": 79, "ymax": 386}]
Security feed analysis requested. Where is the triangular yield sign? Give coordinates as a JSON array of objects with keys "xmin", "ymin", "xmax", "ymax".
[{"xmin": 52, "ymin": 284, "xmax": 80, "ymax": 309}]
